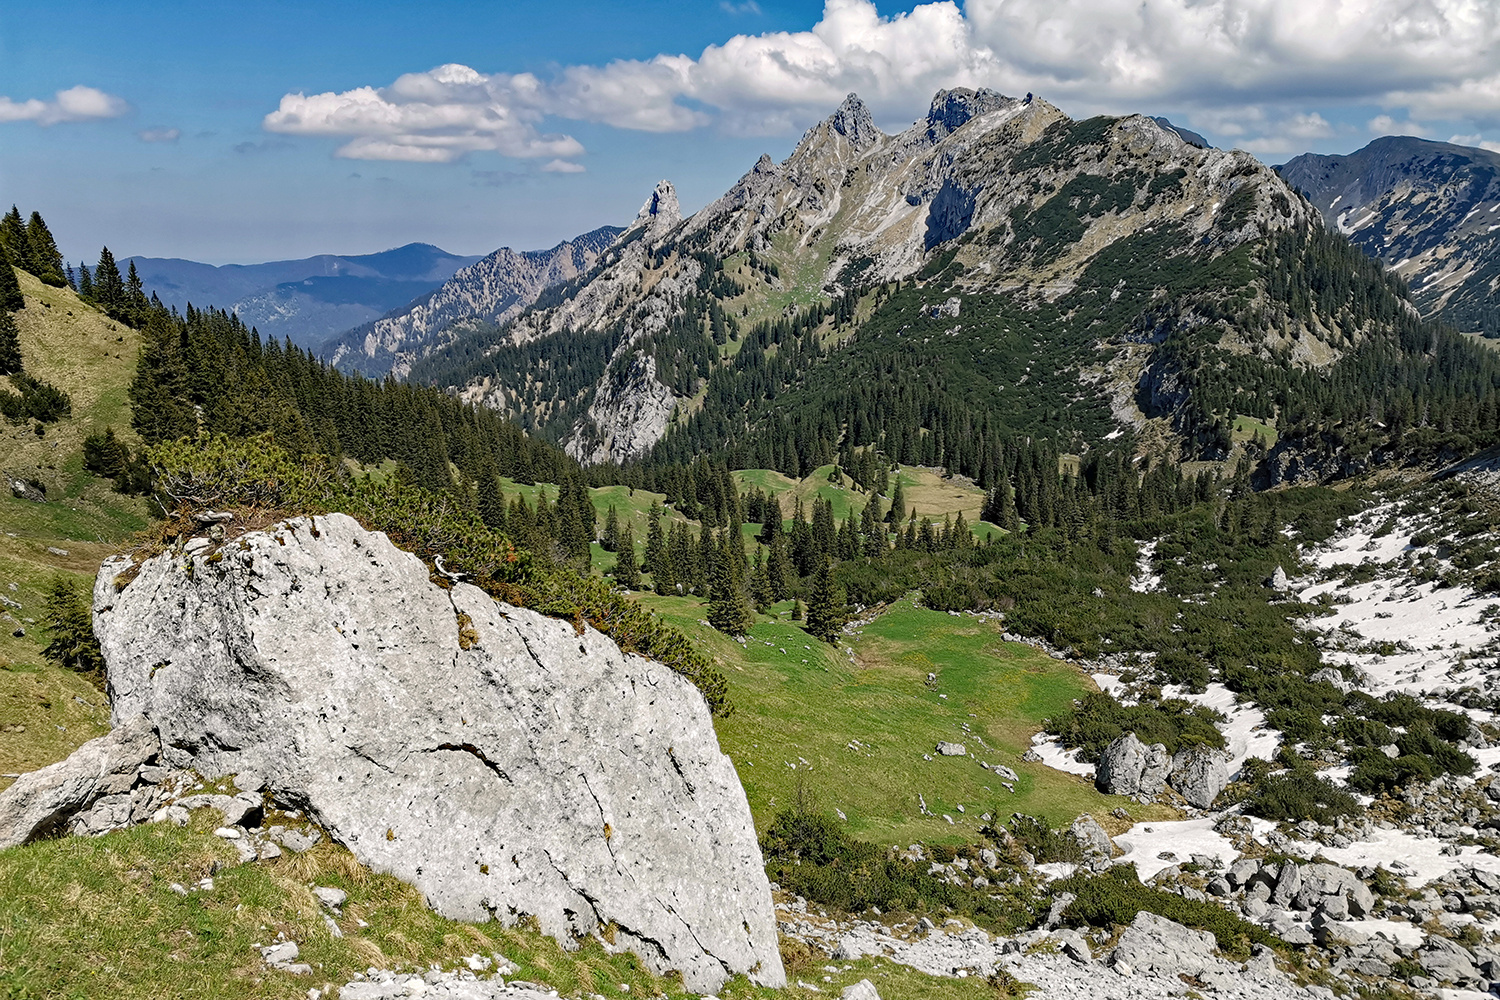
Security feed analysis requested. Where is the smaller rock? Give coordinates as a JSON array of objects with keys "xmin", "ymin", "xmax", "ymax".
[
  {"xmin": 213, "ymin": 826, "xmax": 242, "ymax": 840},
  {"xmin": 935, "ymin": 742, "xmax": 966, "ymax": 756},
  {"xmin": 314, "ymin": 886, "xmax": 348, "ymax": 910},
  {"xmin": 839, "ymin": 979, "xmax": 880, "ymax": 1000}
]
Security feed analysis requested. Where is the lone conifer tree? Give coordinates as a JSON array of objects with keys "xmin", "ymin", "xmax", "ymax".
[
  {"xmin": 612, "ymin": 524, "xmax": 640, "ymax": 589},
  {"xmin": 0, "ymin": 252, "xmax": 23, "ymax": 312},
  {"xmin": 707, "ymin": 531, "xmax": 753, "ymax": 636},
  {"xmin": 0, "ymin": 310, "xmax": 22, "ymax": 375},
  {"xmin": 25, "ymin": 212, "xmax": 65, "ymax": 286},
  {"xmin": 804, "ymin": 557, "xmax": 846, "ymax": 643},
  {"xmin": 0, "ymin": 207, "xmax": 29, "ymax": 269}
]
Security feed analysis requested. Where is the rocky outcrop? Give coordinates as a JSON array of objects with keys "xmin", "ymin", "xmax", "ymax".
[
  {"xmin": 564, "ymin": 351, "xmax": 677, "ymax": 465},
  {"xmin": 1110, "ymin": 911, "xmax": 1223, "ymax": 979},
  {"xmin": 0, "ymin": 716, "xmax": 161, "ymax": 848},
  {"xmin": 1095, "ymin": 733, "xmax": 1172, "ymax": 798},
  {"xmin": 633, "ymin": 180, "xmax": 682, "ymax": 239},
  {"xmin": 1169, "ymin": 745, "xmax": 1230, "ymax": 809},
  {"xmin": 1096, "ymin": 733, "xmax": 1228, "ymax": 808},
  {"xmin": 1067, "ymin": 814, "xmax": 1114, "ymax": 861},
  {"xmin": 91, "ymin": 513, "xmax": 783, "ymax": 993}
]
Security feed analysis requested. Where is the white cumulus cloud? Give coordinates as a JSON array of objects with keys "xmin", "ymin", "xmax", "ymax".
[
  {"xmin": 0, "ymin": 85, "xmax": 129, "ymax": 126},
  {"xmin": 263, "ymin": 0, "xmax": 1500, "ymax": 162}
]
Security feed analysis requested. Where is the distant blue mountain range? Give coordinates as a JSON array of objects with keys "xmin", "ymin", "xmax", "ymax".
[{"xmin": 124, "ymin": 243, "xmax": 484, "ymax": 349}]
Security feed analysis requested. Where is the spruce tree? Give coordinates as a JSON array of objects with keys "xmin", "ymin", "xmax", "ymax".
[
  {"xmin": 125, "ymin": 259, "xmax": 148, "ymax": 310},
  {"xmin": 0, "ymin": 207, "xmax": 29, "ymax": 269},
  {"xmin": 76, "ymin": 263, "xmax": 93, "ymax": 300},
  {"xmin": 643, "ymin": 502, "xmax": 667, "ymax": 575},
  {"xmin": 707, "ymin": 531, "xmax": 753, "ymax": 635},
  {"xmin": 0, "ymin": 310, "xmax": 22, "ymax": 375},
  {"xmin": 94, "ymin": 247, "xmax": 124, "ymax": 309},
  {"xmin": 804, "ymin": 557, "xmax": 845, "ymax": 643},
  {"xmin": 612, "ymin": 524, "xmax": 640, "ymax": 589},
  {"xmin": 886, "ymin": 477, "xmax": 906, "ymax": 524},
  {"xmin": 0, "ymin": 253, "xmax": 23, "ymax": 312},
  {"xmin": 25, "ymin": 212, "xmax": 65, "ymax": 286},
  {"xmin": 477, "ymin": 472, "xmax": 507, "ymax": 533},
  {"xmin": 601, "ymin": 505, "xmax": 620, "ymax": 552}
]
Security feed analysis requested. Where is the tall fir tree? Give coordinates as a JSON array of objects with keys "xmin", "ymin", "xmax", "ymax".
[
  {"xmin": 0, "ymin": 310, "xmax": 22, "ymax": 375},
  {"xmin": 804, "ymin": 557, "xmax": 845, "ymax": 643},
  {"xmin": 707, "ymin": 531, "xmax": 754, "ymax": 635},
  {"xmin": 601, "ymin": 505, "xmax": 620, "ymax": 552},
  {"xmin": 94, "ymin": 247, "xmax": 125, "ymax": 309},
  {"xmin": 0, "ymin": 252, "xmax": 23, "ymax": 312},
  {"xmin": 24, "ymin": 212, "xmax": 65, "ymax": 286},
  {"xmin": 612, "ymin": 524, "xmax": 640, "ymax": 589},
  {"xmin": 125, "ymin": 259, "xmax": 148, "ymax": 310},
  {"xmin": 0, "ymin": 207, "xmax": 29, "ymax": 270}
]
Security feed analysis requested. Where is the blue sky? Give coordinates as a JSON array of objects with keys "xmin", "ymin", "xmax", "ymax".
[{"xmin": 3, "ymin": 1, "xmax": 1498, "ymax": 265}]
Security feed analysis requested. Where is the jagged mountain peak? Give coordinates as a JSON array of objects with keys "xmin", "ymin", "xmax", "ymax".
[
  {"xmin": 633, "ymin": 179, "xmax": 682, "ymax": 238},
  {"xmin": 827, "ymin": 92, "xmax": 883, "ymax": 150},
  {"xmin": 923, "ymin": 88, "xmax": 1019, "ymax": 144}
]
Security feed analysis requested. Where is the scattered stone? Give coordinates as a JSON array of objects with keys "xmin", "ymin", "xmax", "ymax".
[{"xmin": 935, "ymin": 742, "xmax": 966, "ymax": 756}]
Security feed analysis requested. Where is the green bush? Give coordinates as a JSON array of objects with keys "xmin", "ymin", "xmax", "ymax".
[
  {"xmin": 1242, "ymin": 766, "xmax": 1358, "ymax": 824},
  {"xmin": 1045, "ymin": 691, "xmax": 1225, "ymax": 761},
  {"xmin": 760, "ymin": 806, "xmax": 1037, "ymax": 932}
]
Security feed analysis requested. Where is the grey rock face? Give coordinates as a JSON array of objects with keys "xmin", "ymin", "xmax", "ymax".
[
  {"xmin": 0, "ymin": 716, "xmax": 159, "ymax": 849},
  {"xmin": 1068, "ymin": 814, "xmax": 1114, "ymax": 860},
  {"xmin": 92, "ymin": 514, "xmax": 783, "ymax": 993},
  {"xmin": 1095, "ymin": 733, "xmax": 1171, "ymax": 798},
  {"xmin": 1110, "ymin": 911, "xmax": 1220, "ymax": 978},
  {"xmin": 1295, "ymin": 863, "xmax": 1374, "ymax": 918},
  {"xmin": 634, "ymin": 179, "xmax": 682, "ymax": 238},
  {"xmin": 1168, "ymin": 745, "xmax": 1230, "ymax": 809}
]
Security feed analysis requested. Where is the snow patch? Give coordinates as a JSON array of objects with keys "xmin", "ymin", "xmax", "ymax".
[
  {"xmin": 1130, "ymin": 540, "xmax": 1161, "ymax": 593},
  {"xmin": 1112, "ymin": 818, "xmax": 1237, "ymax": 881}
]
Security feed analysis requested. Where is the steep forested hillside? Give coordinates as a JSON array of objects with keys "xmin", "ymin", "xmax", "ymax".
[
  {"xmin": 406, "ymin": 91, "xmax": 1500, "ymax": 497},
  {"xmin": 1280, "ymin": 136, "xmax": 1500, "ymax": 336}
]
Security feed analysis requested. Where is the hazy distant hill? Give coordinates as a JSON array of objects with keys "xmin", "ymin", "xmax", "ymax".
[
  {"xmin": 1279, "ymin": 136, "xmax": 1500, "ymax": 335},
  {"xmin": 124, "ymin": 243, "xmax": 483, "ymax": 348}
]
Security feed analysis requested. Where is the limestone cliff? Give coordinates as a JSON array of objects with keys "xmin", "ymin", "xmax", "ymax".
[{"xmin": 89, "ymin": 513, "xmax": 783, "ymax": 993}]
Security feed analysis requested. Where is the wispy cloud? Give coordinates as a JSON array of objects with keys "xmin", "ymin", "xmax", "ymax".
[
  {"xmin": 720, "ymin": 0, "xmax": 762, "ymax": 14},
  {"xmin": 263, "ymin": 0, "xmax": 1500, "ymax": 161},
  {"xmin": 0, "ymin": 85, "xmax": 129, "ymax": 125},
  {"xmin": 137, "ymin": 126, "xmax": 181, "ymax": 143},
  {"xmin": 541, "ymin": 158, "xmax": 586, "ymax": 173}
]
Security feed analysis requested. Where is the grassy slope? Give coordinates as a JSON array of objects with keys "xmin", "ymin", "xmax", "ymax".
[
  {"xmin": 0, "ymin": 269, "xmax": 149, "ymax": 781},
  {"xmin": 643, "ymin": 593, "xmax": 1173, "ymax": 844},
  {"xmin": 0, "ymin": 811, "xmax": 995, "ymax": 1000}
]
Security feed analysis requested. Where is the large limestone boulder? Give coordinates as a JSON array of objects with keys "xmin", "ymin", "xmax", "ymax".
[
  {"xmin": 1095, "ymin": 733, "xmax": 1171, "ymax": 798},
  {"xmin": 1167, "ymin": 745, "xmax": 1230, "ymax": 809},
  {"xmin": 1295, "ymin": 863, "xmax": 1374, "ymax": 918},
  {"xmin": 92, "ymin": 514, "xmax": 783, "ymax": 993},
  {"xmin": 1110, "ymin": 911, "xmax": 1221, "ymax": 978}
]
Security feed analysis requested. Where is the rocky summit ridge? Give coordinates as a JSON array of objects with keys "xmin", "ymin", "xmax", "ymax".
[
  {"xmin": 325, "ymin": 226, "xmax": 623, "ymax": 378},
  {"xmin": 1279, "ymin": 135, "xmax": 1500, "ymax": 335},
  {"xmin": 413, "ymin": 85, "xmax": 1313, "ymax": 467}
]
